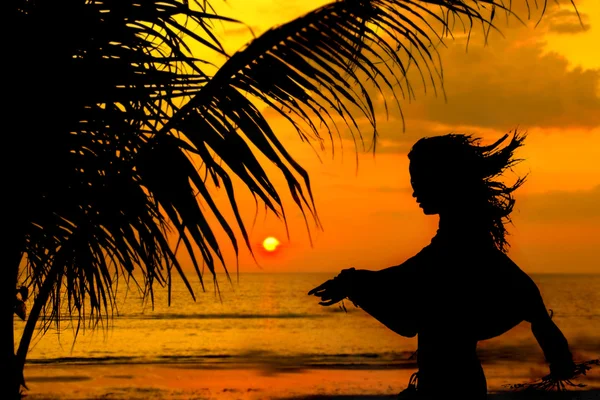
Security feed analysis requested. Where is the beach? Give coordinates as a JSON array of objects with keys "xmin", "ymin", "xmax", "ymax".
[{"xmin": 23, "ymin": 362, "xmax": 600, "ymax": 399}]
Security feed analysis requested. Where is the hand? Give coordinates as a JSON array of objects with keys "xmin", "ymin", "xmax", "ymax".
[
  {"xmin": 308, "ymin": 268, "xmax": 355, "ymax": 306},
  {"xmin": 549, "ymin": 360, "xmax": 577, "ymax": 381}
]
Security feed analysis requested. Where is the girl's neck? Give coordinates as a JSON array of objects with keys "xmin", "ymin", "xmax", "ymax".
[
  {"xmin": 436, "ymin": 213, "xmax": 493, "ymax": 242},
  {"xmin": 439, "ymin": 212, "xmax": 484, "ymax": 228}
]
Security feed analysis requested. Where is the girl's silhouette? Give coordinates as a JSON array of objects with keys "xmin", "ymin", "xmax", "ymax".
[{"xmin": 309, "ymin": 132, "xmax": 594, "ymax": 399}]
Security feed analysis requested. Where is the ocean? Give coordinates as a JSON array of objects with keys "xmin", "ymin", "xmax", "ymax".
[{"xmin": 19, "ymin": 273, "xmax": 600, "ymax": 374}]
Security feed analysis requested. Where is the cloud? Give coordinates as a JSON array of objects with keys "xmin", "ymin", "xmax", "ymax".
[
  {"xmin": 415, "ymin": 39, "xmax": 599, "ymax": 129},
  {"xmin": 321, "ymin": 182, "xmax": 411, "ymax": 194},
  {"xmin": 551, "ymin": 9, "xmax": 587, "ymax": 18},
  {"xmin": 369, "ymin": 185, "xmax": 411, "ymax": 193},
  {"xmin": 515, "ymin": 185, "xmax": 600, "ymax": 223},
  {"xmin": 357, "ymin": 4, "xmax": 600, "ymax": 134},
  {"xmin": 361, "ymin": 118, "xmax": 516, "ymax": 155},
  {"xmin": 368, "ymin": 210, "xmax": 415, "ymax": 219},
  {"xmin": 549, "ymin": 22, "xmax": 591, "ymax": 34},
  {"xmin": 547, "ymin": 10, "xmax": 591, "ymax": 34},
  {"xmin": 222, "ymin": 25, "xmax": 260, "ymax": 37}
]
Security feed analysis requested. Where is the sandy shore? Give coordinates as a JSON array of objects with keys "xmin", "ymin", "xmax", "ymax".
[{"xmin": 23, "ymin": 363, "xmax": 600, "ymax": 400}]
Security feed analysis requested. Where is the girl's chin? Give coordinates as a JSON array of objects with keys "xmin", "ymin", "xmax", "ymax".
[{"xmin": 419, "ymin": 204, "xmax": 438, "ymax": 215}]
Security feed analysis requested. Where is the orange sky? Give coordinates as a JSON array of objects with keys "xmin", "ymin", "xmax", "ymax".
[{"xmin": 183, "ymin": 0, "xmax": 600, "ymax": 275}]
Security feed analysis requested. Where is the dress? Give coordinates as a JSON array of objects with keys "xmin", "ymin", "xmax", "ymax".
[
  {"xmin": 347, "ymin": 228, "xmax": 542, "ymax": 339},
  {"xmin": 346, "ymin": 227, "xmax": 550, "ymax": 399}
]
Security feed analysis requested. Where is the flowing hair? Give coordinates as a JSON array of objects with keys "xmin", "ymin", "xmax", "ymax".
[{"xmin": 408, "ymin": 130, "xmax": 527, "ymax": 253}]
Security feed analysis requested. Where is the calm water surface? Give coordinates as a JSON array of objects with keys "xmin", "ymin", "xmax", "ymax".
[{"xmin": 18, "ymin": 273, "xmax": 600, "ymax": 368}]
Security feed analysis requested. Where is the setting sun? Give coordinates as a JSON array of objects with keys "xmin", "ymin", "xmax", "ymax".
[{"xmin": 262, "ymin": 236, "xmax": 280, "ymax": 252}]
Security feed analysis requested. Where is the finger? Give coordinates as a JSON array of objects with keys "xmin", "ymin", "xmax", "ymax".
[
  {"xmin": 319, "ymin": 293, "xmax": 345, "ymax": 305},
  {"xmin": 315, "ymin": 286, "xmax": 343, "ymax": 298},
  {"xmin": 316, "ymin": 293, "xmax": 335, "ymax": 302},
  {"xmin": 319, "ymin": 299, "xmax": 341, "ymax": 306},
  {"xmin": 314, "ymin": 288, "xmax": 345, "ymax": 303},
  {"xmin": 312, "ymin": 288, "xmax": 333, "ymax": 297},
  {"xmin": 308, "ymin": 280, "xmax": 334, "ymax": 295},
  {"xmin": 308, "ymin": 282, "xmax": 331, "ymax": 295}
]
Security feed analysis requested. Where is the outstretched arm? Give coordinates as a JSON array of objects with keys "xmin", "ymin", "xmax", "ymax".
[
  {"xmin": 529, "ymin": 308, "xmax": 576, "ymax": 379},
  {"xmin": 307, "ymin": 254, "xmax": 421, "ymax": 306},
  {"xmin": 524, "ymin": 284, "xmax": 576, "ymax": 379},
  {"xmin": 496, "ymin": 254, "xmax": 589, "ymax": 385},
  {"xmin": 308, "ymin": 255, "xmax": 423, "ymax": 338},
  {"xmin": 514, "ymin": 288, "xmax": 600, "ymax": 390}
]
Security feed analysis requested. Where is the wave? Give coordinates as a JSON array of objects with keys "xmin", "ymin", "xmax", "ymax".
[
  {"xmin": 26, "ymin": 351, "xmax": 419, "ymax": 367},
  {"xmin": 25, "ymin": 342, "xmax": 600, "ymax": 369},
  {"xmin": 38, "ymin": 312, "xmax": 324, "ymax": 322},
  {"xmin": 34, "ymin": 310, "xmax": 600, "ymax": 322}
]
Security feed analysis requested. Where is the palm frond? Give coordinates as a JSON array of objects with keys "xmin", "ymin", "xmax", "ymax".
[
  {"xmin": 10, "ymin": 0, "xmax": 235, "ymax": 336},
  {"xmin": 166, "ymin": 0, "xmax": 546, "ymax": 146}
]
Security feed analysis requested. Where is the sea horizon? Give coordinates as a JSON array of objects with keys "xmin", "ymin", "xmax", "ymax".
[{"xmin": 18, "ymin": 274, "xmax": 599, "ymax": 368}]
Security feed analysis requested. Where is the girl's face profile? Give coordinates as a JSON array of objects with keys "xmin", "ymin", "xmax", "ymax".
[
  {"xmin": 409, "ymin": 158, "xmax": 459, "ymax": 215},
  {"xmin": 409, "ymin": 159, "xmax": 445, "ymax": 215}
]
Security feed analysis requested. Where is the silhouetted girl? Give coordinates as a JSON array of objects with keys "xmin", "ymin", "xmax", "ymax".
[{"xmin": 309, "ymin": 132, "xmax": 595, "ymax": 399}]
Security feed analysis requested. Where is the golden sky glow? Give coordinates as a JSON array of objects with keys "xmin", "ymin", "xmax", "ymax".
[{"xmin": 189, "ymin": 0, "xmax": 600, "ymax": 274}]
